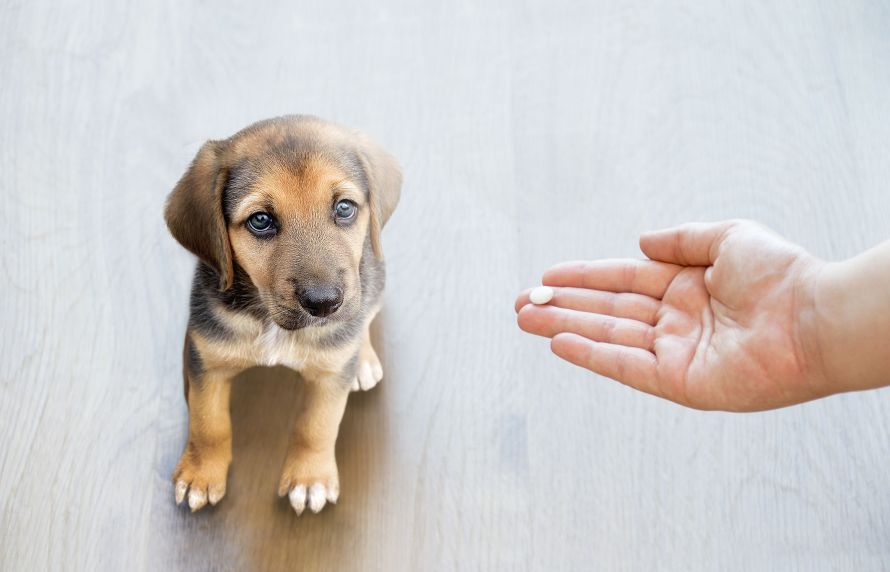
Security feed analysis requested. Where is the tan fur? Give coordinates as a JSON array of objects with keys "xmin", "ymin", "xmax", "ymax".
[
  {"xmin": 172, "ymin": 368, "xmax": 234, "ymax": 510},
  {"xmin": 165, "ymin": 142, "xmax": 234, "ymax": 290},
  {"xmin": 227, "ymin": 154, "xmax": 370, "ymax": 313},
  {"xmin": 165, "ymin": 116, "xmax": 400, "ymax": 514},
  {"xmin": 277, "ymin": 376, "xmax": 350, "ymax": 497}
]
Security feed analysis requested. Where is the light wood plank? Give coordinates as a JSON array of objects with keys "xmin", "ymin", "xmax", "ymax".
[{"xmin": 1, "ymin": 0, "xmax": 889, "ymax": 569}]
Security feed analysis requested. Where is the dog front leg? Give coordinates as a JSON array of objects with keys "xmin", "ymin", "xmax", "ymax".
[
  {"xmin": 278, "ymin": 373, "xmax": 351, "ymax": 515},
  {"xmin": 173, "ymin": 367, "xmax": 235, "ymax": 512}
]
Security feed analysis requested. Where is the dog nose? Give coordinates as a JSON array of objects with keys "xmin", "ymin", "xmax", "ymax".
[{"xmin": 297, "ymin": 285, "xmax": 344, "ymax": 317}]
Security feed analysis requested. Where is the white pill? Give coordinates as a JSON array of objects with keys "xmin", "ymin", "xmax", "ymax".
[{"xmin": 529, "ymin": 286, "xmax": 554, "ymax": 305}]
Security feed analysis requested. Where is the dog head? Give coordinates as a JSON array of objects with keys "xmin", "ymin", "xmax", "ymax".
[{"xmin": 165, "ymin": 115, "xmax": 401, "ymax": 330}]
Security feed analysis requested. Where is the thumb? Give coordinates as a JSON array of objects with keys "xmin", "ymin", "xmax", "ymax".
[{"xmin": 639, "ymin": 220, "xmax": 739, "ymax": 266}]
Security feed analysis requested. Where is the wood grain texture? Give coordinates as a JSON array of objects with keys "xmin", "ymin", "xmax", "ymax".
[{"xmin": 1, "ymin": 0, "xmax": 889, "ymax": 569}]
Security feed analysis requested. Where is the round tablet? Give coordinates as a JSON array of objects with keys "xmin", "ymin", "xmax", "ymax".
[{"xmin": 529, "ymin": 286, "xmax": 554, "ymax": 305}]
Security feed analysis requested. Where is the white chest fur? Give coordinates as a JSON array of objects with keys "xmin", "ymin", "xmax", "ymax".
[
  {"xmin": 257, "ymin": 324, "xmax": 312, "ymax": 370},
  {"xmin": 254, "ymin": 322, "xmax": 354, "ymax": 375}
]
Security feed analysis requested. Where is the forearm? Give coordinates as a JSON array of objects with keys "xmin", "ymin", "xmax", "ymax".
[{"xmin": 811, "ymin": 241, "xmax": 890, "ymax": 394}]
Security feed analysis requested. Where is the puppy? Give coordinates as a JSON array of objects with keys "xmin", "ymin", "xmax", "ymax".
[{"xmin": 164, "ymin": 115, "xmax": 400, "ymax": 515}]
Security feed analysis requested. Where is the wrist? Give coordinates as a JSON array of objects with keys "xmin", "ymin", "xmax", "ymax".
[
  {"xmin": 805, "ymin": 253, "xmax": 889, "ymax": 395},
  {"xmin": 795, "ymin": 258, "xmax": 837, "ymax": 398}
]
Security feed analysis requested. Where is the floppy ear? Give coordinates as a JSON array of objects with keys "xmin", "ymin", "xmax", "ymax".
[
  {"xmin": 357, "ymin": 135, "xmax": 402, "ymax": 259},
  {"xmin": 164, "ymin": 140, "xmax": 234, "ymax": 290}
]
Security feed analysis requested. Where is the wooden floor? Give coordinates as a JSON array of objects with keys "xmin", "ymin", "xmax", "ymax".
[{"xmin": 2, "ymin": 1, "xmax": 890, "ymax": 570}]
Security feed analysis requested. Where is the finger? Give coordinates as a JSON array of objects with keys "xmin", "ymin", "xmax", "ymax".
[
  {"xmin": 518, "ymin": 305, "xmax": 655, "ymax": 351},
  {"xmin": 515, "ymin": 286, "xmax": 661, "ymax": 324},
  {"xmin": 639, "ymin": 220, "xmax": 740, "ymax": 266},
  {"xmin": 546, "ymin": 287, "xmax": 661, "ymax": 325},
  {"xmin": 542, "ymin": 259, "xmax": 683, "ymax": 299},
  {"xmin": 550, "ymin": 332, "xmax": 662, "ymax": 398},
  {"xmin": 515, "ymin": 288, "xmax": 533, "ymax": 313}
]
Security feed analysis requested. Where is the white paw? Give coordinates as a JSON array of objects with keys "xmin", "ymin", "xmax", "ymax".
[
  {"xmin": 172, "ymin": 445, "xmax": 229, "ymax": 512},
  {"xmin": 351, "ymin": 359, "xmax": 383, "ymax": 392},
  {"xmin": 286, "ymin": 482, "xmax": 340, "ymax": 515},
  {"xmin": 174, "ymin": 477, "xmax": 225, "ymax": 512}
]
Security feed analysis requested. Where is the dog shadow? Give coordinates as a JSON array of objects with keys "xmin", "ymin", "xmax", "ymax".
[
  {"xmin": 213, "ymin": 313, "xmax": 392, "ymax": 568},
  {"xmin": 156, "ymin": 315, "xmax": 393, "ymax": 569}
]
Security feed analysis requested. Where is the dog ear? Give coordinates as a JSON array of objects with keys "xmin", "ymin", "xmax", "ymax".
[
  {"xmin": 357, "ymin": 135, "xmax": 402, "ymax": 259},
  {"xmin": 164, "ymin": 140, "xmax": 234, "ymax": 290}
]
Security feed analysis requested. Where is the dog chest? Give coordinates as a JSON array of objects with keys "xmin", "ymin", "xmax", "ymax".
[
  {"xmin": 256, "ymin": 324, "xmax": 310, "ymax": 370},
  {"xmin": 255, "ymin": 323, "xmax": 350, "ymax": 374}
]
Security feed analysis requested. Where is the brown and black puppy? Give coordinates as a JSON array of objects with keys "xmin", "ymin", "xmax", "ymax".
[{"xmin": 164, "ymin": 115, "xmax": 400, "ymax": 515}]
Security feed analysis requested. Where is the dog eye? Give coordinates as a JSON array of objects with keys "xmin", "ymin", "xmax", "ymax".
[
  {"xmin": 334, "ymin": 200, "xmax": 358, "ymax": 222},
  {"xmin": 246, "ymin": 212, "xmax": 275, "ymax": 236}
]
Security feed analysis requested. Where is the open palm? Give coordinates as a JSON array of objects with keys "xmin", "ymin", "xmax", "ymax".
[{"xmin": 516, "ymin": 221, "xmax": 827, "ymax": 411}]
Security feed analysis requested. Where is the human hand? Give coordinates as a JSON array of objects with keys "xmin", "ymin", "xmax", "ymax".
[{"xmin": 515, "ymin": 220, "xmax": 832, "ymax": 411}]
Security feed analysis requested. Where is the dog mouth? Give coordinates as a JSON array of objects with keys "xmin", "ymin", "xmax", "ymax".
[
  {"xmin": 269, "ymin": 301, "xmax": 354, "ymax": 330},
  {"xmin": 269, "ymin": 306, "xmax": 325, "ymax": 330}
]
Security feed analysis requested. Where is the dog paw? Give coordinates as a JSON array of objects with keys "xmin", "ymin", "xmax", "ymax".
[
  {"xmin": 278, "ymin": 453, "xmax": 340, "ymax": 515},
  {"xmin": 350, "ymin": 345, "xmax": 383, "ymax": 392},
  {"xmin": 172, "ymin": 443, "xmax": 230, "ymax": 512}
]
